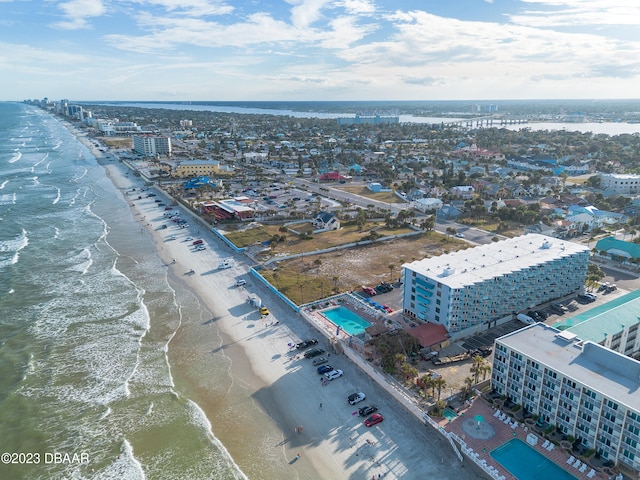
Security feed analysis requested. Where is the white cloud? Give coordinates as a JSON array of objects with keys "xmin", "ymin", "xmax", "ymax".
[
  {"xmin": 125, "ymin": 0, "xmax": 234, "ymax": 17},
  {"xmin": 52, "ymin": 0, "xmax": 105, "ymax": 30},
  {"xmin": 511, "ymin": 0, "xmax": 640, "ymax": 27},
  {"xmin": 286, "ymin": 0, "xmax": 332, "ymax": 28}
]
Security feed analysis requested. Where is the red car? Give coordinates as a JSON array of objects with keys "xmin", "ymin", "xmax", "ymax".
[
  {"xmin": 364, "ymin": 413, "xmax": 384, "ymax": 427},
  {"xmin": 362, "ymin": 286, "xmax": 376, "ymax": 296}
]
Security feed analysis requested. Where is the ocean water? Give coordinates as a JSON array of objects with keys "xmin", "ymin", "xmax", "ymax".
[{"xmin": 0, "ymin": 103, "xmax": 247, "ymax": 479}]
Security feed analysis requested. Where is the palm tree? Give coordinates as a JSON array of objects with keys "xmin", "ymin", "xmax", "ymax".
[
  {"xmin": 470, "ymin": 355, "xmax": 486, "ymax": 384},
  {"xmin": 313, "ymin": 258, "xmax": 322, "ymax": 276},
  {"xmin": 432, "ymin": 377, "xmax": 447, "ymax": 401},
  {"xmin": 388, "ymin": 263, "xmax": 396, "ymax": 281},
  {"xmin": 419, "ymin": 374, "xmax": 434, "ymax": 399},
  {"xmin": 463, "ymin": 376, "xmax": 475, "ymax": 400}
]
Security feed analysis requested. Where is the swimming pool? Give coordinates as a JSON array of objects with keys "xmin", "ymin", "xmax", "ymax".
[
  {"xmin": 443, "ymin": 408, "xmax": 458, "ymax": 421},
  {"xmin": 491, "ymin": 439, "xmax": 577, "ymax": 480},
  {"xmin": 322, "ymin": 306, "xmax": 371, "ymax": 336}
]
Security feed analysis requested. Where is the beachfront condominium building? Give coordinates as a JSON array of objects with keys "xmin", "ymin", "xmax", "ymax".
[
  {"xmin": 401, "ymin": 234, "xmax": 590, "ymax": 337},
  {"xmin": 493, "ymin": 323, "xmax": 640, "ymax": 475},
  {"xmin": 133, "ymin": 135, "xmax": 172, "ymax": 157}
]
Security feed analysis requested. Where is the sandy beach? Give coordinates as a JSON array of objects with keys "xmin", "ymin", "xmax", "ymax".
[{"xmin": 72, "ymin": 129, "xmax": 483, "ymax": 480}]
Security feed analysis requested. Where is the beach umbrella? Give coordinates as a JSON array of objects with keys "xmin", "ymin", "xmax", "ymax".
[{"xmin": 475, "ymin": 414, "xmax": 485, "ymax": 428}]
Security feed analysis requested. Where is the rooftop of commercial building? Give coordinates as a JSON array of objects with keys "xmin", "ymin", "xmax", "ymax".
[
  {"xmin": 402, "ymin": 233, "xmax": 590, "ymax": 289},
  {"xmin": 555, "ymin": 289, "xmax": 640, "ymax": 343},
  {"xmin": 497, "ymin": 323, "xmax": 640, "ymax": 412}
]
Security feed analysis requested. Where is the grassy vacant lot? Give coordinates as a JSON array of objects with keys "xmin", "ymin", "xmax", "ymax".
[
  {"xmin": 262, "ymin": 232, "xmax": 469, "ymax": 305},
  {"xmin": 337, "ymin": 185, "xmax": 401, "ymax": 204},
  {"xmin": 223, "ymin": 221, "xmax": 415, "ymax": 257},
  {"xmin": 100, "ymin": 137, "xmax": 133, "ymax": 149}
]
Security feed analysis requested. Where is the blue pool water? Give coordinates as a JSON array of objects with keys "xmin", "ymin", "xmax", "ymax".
[
  {"xmin": 443, "ymin": 408, "xmax": 458, "ymax": 421},
  {"xmin": 491, "ymin": 439, "xmax": 577, "ymax": 480},
  {"xmin": 322, "ymin": 306, "xmax": 371, "ymax": 335}
]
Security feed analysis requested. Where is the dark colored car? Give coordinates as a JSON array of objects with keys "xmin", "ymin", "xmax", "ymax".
[
  {"xmin": 364, "ymin": 413, "xmax": 384, "ymax": 427},
  {"xmin": 296, "ymin": 339, "xmax": 319, "ymax": 350},
  {"xmin": 304, "ymin": 348, "xmax": 325, "ymax": 359},
  {"xmin": 358, "ymin": 405, "xmax": 378, "ymax": 417},
  {"xmin": 317, "ymin": 364, "xmax": 333, "ymax": 374}
]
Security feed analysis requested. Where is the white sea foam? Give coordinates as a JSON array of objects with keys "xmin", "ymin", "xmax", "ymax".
[
  {"xmin": 33, "ymin": 152, "xmax": 49, "ymax": 167},
  {"xmin": 0, "ymin": 228, "xmax": 28, "ymax": 266},
  {"xmin": 52, "ymin": 186, "xmax": 61, "ymax": 205},
  {"xmin": 99, "ymin": 407, "xmax": 112, "ymax": 420},
  {"xmin": 9, "ymin": 149, "xmax": 22, "ymax": 163},
  {"xmin": 186, "ymin": 400, "xmax": 249, "ymax": 480},
  {"xmin": 97, "ymin": 439, "xmax": 146, "ymax": 480},
  {"xmin": 0, "ymin": 180, "xmax": 8, "ymax": 189},
  {"xmin": 0, "ymin": 193, "xmax": 16, "ymax": 205}
]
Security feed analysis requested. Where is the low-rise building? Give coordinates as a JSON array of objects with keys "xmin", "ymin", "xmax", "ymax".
[
  {"xmin": 174, "ymin": 160, "xmax": 219, "ymax": 178},
  {"xmin": 599, "ymin": 173, "xmax": 640, "ymax": 195}
]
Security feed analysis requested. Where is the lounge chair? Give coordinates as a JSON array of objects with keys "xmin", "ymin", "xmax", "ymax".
[
  {"xmin": 546, "ymin": 443, "xmax": 554, "ymax": 451},
  {"xmin": 587, "ymin": 469, "xmax": 596, "ymax": 478},
  {"xmin": 511, "ymin": 421, "xmax": 518, "ymax": 429},
  {"xmin": 566, "ymin": 455, "xmax": 575, "ymax": 464},
  {"xmin": 573, "ymin": 459, "xmax": 581, "ymax": 468},
  {"xmin": 494, "ymin": 409, "xmax": 501, "ymax": 418},
  {"xmin": 579, "ymin": 463, "xmax": 587, "ymax": 473},
  {"xmin": 503, "ymin": 416, "xmax": 511, "ymax": 424},
  {"xmin": 542, "ymin": 439, "xmax": 549, "ymax": 449}
]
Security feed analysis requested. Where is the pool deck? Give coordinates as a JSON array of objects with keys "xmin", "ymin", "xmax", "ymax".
[{"xmin": 440, "ymin": 399, "xmax": 609, "ymax": 480}]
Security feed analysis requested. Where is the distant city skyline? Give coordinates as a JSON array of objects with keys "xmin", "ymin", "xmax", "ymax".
[{"xmin": 3, "ymin": 0, "xmax": 640, "ymax": 102}]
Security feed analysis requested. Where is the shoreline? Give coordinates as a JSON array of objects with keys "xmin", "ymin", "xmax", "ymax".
[{"xmin": 69, "ymin": 123, "xmax": 483, "ymax": 480}]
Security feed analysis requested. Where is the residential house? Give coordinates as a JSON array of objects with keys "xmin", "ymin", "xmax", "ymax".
[
  {"xmin": 312, "ymin": 212, "xmax": 340, "ymax": 231},
  {"xmin": 414, "ymin": 198, "xmax": 443, "ymax": 213},
  {"xmin": 449, "ymin": 185, "xmax": 475, "ymax": 199}
]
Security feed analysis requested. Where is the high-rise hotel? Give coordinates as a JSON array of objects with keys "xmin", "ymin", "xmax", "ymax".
[{"xmin": 401, "ymin": 234, "xmax": 590, "ymax": 338}]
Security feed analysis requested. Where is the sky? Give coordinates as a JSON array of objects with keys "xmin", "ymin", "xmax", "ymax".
[{"xmin": 2, "ymin": 0, "xmax": 640, "ymax": 101}]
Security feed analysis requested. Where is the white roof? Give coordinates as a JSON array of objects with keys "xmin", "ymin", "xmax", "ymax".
[
  {"xmin": 403, "ymin": 234, "xmax": 589, "ymax": 289},
  {"xmin": 498, "ymin": 323, "xmax": 640, "ymax": 412}
]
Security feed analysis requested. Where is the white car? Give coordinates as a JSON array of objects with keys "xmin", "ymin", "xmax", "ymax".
[
  {"xmin": 454, "ymin": 232, "xmax": 464, "ymax": 238},
  {"xmin": 185, "ymin": 237, "xmax": 193, "ymax": 242},
  {"xmin": 235, "ymin": 279, "xmax": 246, "ymax": 286},
  {"xmin": 324, "ymin": 369, "xmax": 343, "ymax": 381},
  {"xmin": 348, "ymin": 392, "xmax": 366, "ymax": 405}
]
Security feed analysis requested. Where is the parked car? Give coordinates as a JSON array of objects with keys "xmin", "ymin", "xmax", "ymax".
[
  {"xmin": 375, "ymin": 283, "xmax": 392, "ymax": 294},
  {"xmin": 598, "ymin": 282, "xmax": 610, "ymax": 292},
  {"xmin": 324, "ymin": 369, "xmax": 343, "ymax": 380},
  {"xmin": 312, "ymin": 356, "xmax": 328, "ymax": 366},
  {"xmin": 348, "ymin": 392, "xmax": 366, "ymax": 405},
  {"xmin": 296, "ymin": 339, "xmax": 318, "ymax": 350},
  {"xmin": 577, "ymin": 294, "xmax": 596, "ymax": 303},
  {"xmin": 235, "ymin": 279, "xmax": 246, "ymax": 286},
  {"xmin": 364, "ymin": 413, "xmax": 384, "ymax": 427},
  {"xmin": 454, "ymin": 232, "xmax": 465, "ymax": 238},
  {"xmin": 550, "ymin": 303, "xmax": 566, "ymax": 314},
  {"xmin": 259, "ymin": 307, "xmax": 270, "ymax": 316},
  {"xmin": 527, "ymin": 310, "xmax": 543, "ymax": 322},
  {"xmin": 358, "ymin": 405, "xmax": 378, "ymax": 417},
  {"xmin": 317, "ymin": 364, "xmax": 333, "ymax": 374},
  {"xmin": 362, "ymin": 286, "xmax": 376, "ymax": 296},
  {"xmin": 304, "ymin": 348, "xmax": 325, "ymax": 359}
]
